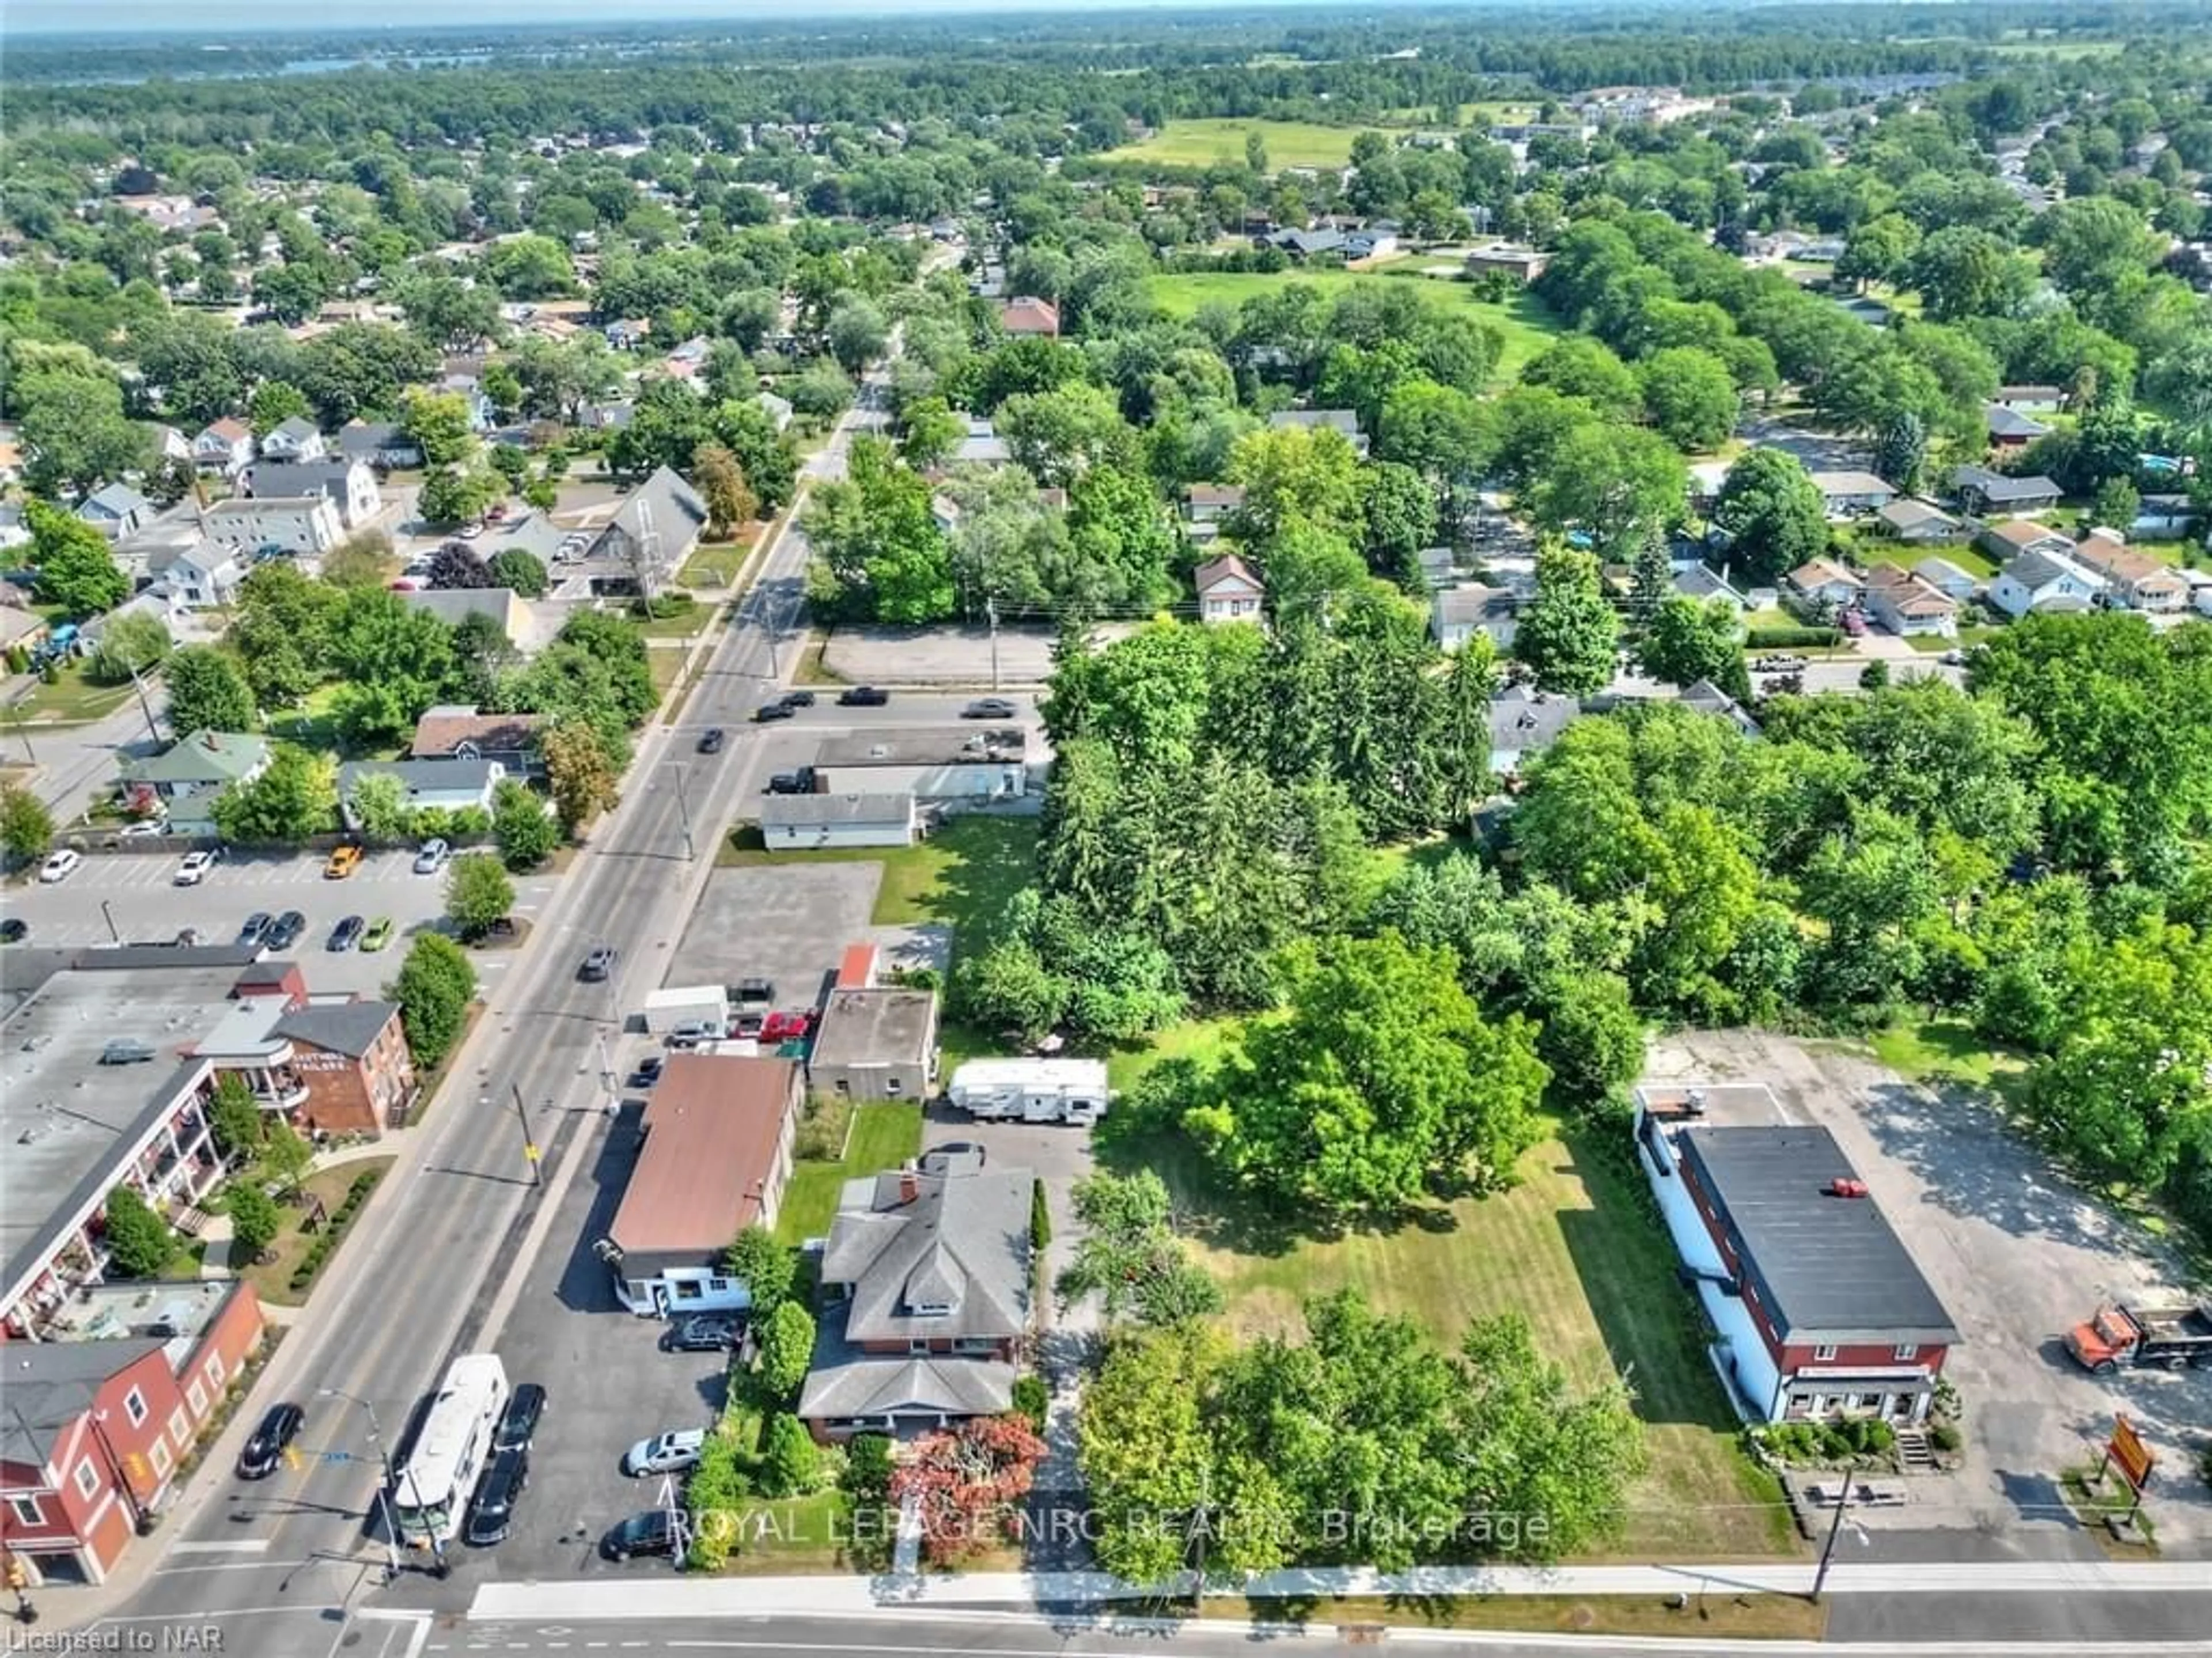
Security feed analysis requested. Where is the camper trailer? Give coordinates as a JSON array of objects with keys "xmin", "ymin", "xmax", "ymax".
[{"xmin": 946, "ymin": 1057, "xmax": 1110, "ymax": 1126}]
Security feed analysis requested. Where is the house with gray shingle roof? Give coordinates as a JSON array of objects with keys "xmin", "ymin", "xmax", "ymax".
[{"xmin": 797, "ymin": 1148, "xmax": 1029, "ymax": 1441}]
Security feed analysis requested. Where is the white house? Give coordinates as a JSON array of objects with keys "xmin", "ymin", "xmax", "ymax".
[
  {"xmin": 238, "ymin": 459, "xmax": 382, "ymax": 529},
  {"xmin": 192, "ymin": 418, "xmax": 255, "ymax": 475},
  {"xmin": 1987, "ymin": 547, "xmax": 2107, "ymax": 618},
  {"xmin": 256, "ymin": 418, "xmax": 327, "ymax": 463},
  {"xmin": 1910, "ymin": 556, "xmax": 1980, "ymax": 603},
  {"xmin": 1807, "ymin": 470, "xmax": 1897, "ymax": 520},
  {"xmin": 1432, "ymin": 583, "xmax": 1518, "ymax": 652},
  {"xmin": 75, "ymin": 482, "xmax": 152, "ymax": 541},
  {"xmin": 1194, "ymin": 554, "xmax": 1264, "ymax": 624},
  {"xmin": 758, "ymin": 792, "xmax": 918, "ymax": 852},
  {"xmin": 1876, "ymin": 498, "xmax": 1964, "ymax": 544},
  {"xmin": 1786, "ymin": 558, "xmax": 1863, "ymax": 609},
  {"xmin": 338, "ymin": 757, "xmax": 506, "ymax": 825},
  {"xmin": 1861, "ymin": 567, "xmax": 1959, "ymax": 638},
  {"xmin": 203, "ymin": 495, "xmax": 345, "ymax": 556},
  {"xmin": 757, "ymin": 391, "xmax": 794, "ymax": 433},
  {"xmin": 1268, "ymin": 408, "xmax": 1370, "ymax": 459},
  {"xmin": 1673, "ymin": 563, "xmax": 1748, "ymax": 610},
  {"xmin": 2073, "ymin": 536, "xmax": 2192, "ymax": 613},
  {"xmin": 2130, "ymin": 494, "xmax": 2197, "ymax": 540},
  {"xmin": 162, "ymin": 538, "xmax": 247, "ymax": 609}
]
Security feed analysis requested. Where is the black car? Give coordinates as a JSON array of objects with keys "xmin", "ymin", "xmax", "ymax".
[
  {"xmin": 696, "ymin": 728, "xmax": 727, "ymax": 754},
  {"xmin": 961, "ymin": 697, "xmax": 1017, "ymax": 720},
  {"xmin": 328, "ymin": 915, "xmax": 365, "ymax": 952},
  {"xmin": 237, "ymin": 912, "xmax": 272, "ymax": 947},
  {"xmin": 778, "ymin": 690, "xmax": 817, "ymax": 709},
  {"xmin": 752, "ymin": 702, "xmax": 796, "ymax": 723},
  {"xmin": 236, "ymin": 1402, "xmax": 304, "ymax": 1481},
  {"xmin": 600, "ymin": 1508, "xmax": 681, "ymax": 1561},
  {"xmin": 662, "ymin": 1315, "xmax": 742, "ymax": 1353},
  {"xmin": 836, "ymin": 685, "xmax": 890, "ymax": 707},
  {"xmin": 0, "ymin": 917, "xmax": 25, "ymax": 945},
  {"xmin": 264, "ymin": 911, "xmax": 307, "ymax": 951},
  {"xmin": 734, "ymin": 977, "xmax": 775, "ymax": 1007},
  {"xmin": 629, "ymin": 1056, "xmax": 665, "ymax": 1089},
  {"xmin": 765, "ymin": 767, "xmax": 816, "ymax": 796},
  {"xmin": 464, "ymin": 1446, "xmax": 529, "ymax": 1547},
  {"xmin": 495, "ymin": 1383, "xmax": 547, "ymax": 1454},
  {"xmin": 579, "ymin": 945, "xmax": 618, "ymax": 982}
]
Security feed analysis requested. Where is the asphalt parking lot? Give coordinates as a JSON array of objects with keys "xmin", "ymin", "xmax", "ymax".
[
  {"xmin": 471, "ymin": 1095, "xmax": 731, "ymax": 1583},
  {"xmin": 6, "ymin": 847, "xmax": 560, "ymax": 996},
  {"xmin": 664, "ymin": 863, "xmax": 881, "ymax": 1014},
  {"xmin": 1645, "ymin": 1029, "xmax": 2212, "ymax": 1553},
  {"xmin": 921, "ymin": 1098, "xmax": 1101, "ymax": 1335}
]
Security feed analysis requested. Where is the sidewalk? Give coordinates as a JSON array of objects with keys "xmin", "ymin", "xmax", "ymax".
[{"xmin": 472, "ymin": 1557, "xmax": 2212, "ymax": 1622}]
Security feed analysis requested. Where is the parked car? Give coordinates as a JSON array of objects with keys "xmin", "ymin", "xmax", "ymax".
[
  {"xmin": 324, "ymin": 844, "xmax": 363, "ymax": 879},
  {"xmin": 172, "ymin": 848, "xmax": 221, "ymax": 886},
  {"xmin": 412, "ymin": 838, "xmax": 451, "ymax": 875},
  {"xmin": 930, "ymin": 1140, "xmax": 986, "ymax": 1165},
  {"xmin": 600, "ymin": 1509, "xmax": 681, "ymax": 1562},
  {"xmin": 696, "ymin": 727, "xmax": 727, "ymax": 754},
  {"xmin": 118, "ymin": 819, "xmax": 167, "ymax": 839},
  {"xmin": 664, "ymin": 1020, "xmax": 719, "ymax": 1050},
  {"xmin": 662, "ymin": 1315, "xmax": 741, "ymax": 1353},
  {"xmin": 961, "ymin": 697, "xmax": 1017, "ymax": 720},
  {"xmin": 328, "ymin": 915, "xmax": 365, "ymax": 951},
  {"xmin": 236, "ymin": 1403, "xmax": 304, "ymax": 1481},
  {"xmin": 766, "ymin": 768, "xmax": 816, "ymax": 795},
  {"xmin": 752, "ymin": 702, "xmax": 796, "ymax": 723},
  {"xmin": 0, "ymin": 918, "xmax": 26, "ymax": 945},
  {"xmin": 1839, "ymin": 610, "xmax": 1868, "ymax": 638},
  {"xmin": 360, "ymin": 916, "xmax": 395, "ymax": 952},
  {"xmin": 495, "ymin": 1383, "xmax": 547, "ymax": 1454},
  {"xmin": 734, "ymin": 977, "xmax": 775, "ymax": 1007},
  {"xmin": 266, "ymin": 910, "xmax": 307, "ymax": 950},
  {"xmin": 622, "ymin": 1428, "xmax": 707, "ymax": 1477},
  {"xmin": 464, "ymin": 1446, "xmax": 529, "ymax": 1547},
  {"xmin": 37, "ymin": 848, "xmax": 82, "ymax": 883},
  {"xmin": 778, "ymin": 690, "xmax": 816, "ymax": 708},
  {"xmin": 238, "ymin": 912, "xmax": 274, "ymax": 948},
  {"xmin": 629, "ymin": 1056, "xmax": 665, "ymax": 1089},
  {"xmin": 759, "ymin": 1010, "xmax": 814, "ymax": 1042},
  {"xmin": 732, "ymin": 1011, "xmax": 765, "ymax": 1039},
  {"xmin": 579, "ymin": 945, "xmax": 618, "ymax": 982},
  {"xmin": 836, "ymin": 685, "xmax": 889, "ymax": 707}
]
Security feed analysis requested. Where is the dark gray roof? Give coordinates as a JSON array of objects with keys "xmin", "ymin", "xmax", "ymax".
[
  {"xmin": 241, "ymin": 460, "xmax": 359, "ymax": 499},
  {"xmin": 759, "ymin": 792, "xmax": 914, "ymax": 828},
  {"xmin": 339, "ymin": 757, "xmax": 501, "ymax": 798},
  {"xmin": 337, "ymin": 422, "xmax": 415, "ymax": 460},
  {"xmin": 1983, "ymin": 404, "xmax": 2049, "ymax": 441},
  {"xmin": 796, "ymin": 1330, "xmax": 1014, "ymax": 1424},
  {"xmin": 1951, "ymin": 465, "xmax": 2061, "ymax": 503},
  {"xmin": 596, "ymin": 466, "xmax": 708, "ymax": 574},
  {"xmin": 1487, "ymin": 686, "xmax": 1580, "ymax": 756},
  {"xmin": 1679, "ymin": 1126, "xmax": 1959, "ymax": 1345},
  {"xmin": 1, "ymin": 1337, "xmax": 168, "ymax": 1465},
  {"xmin": 273, "ymin": 1000, "xmax": 398, "ymax": 1059},
  {"xmin": 820, "ymin": 1165, "xmax": 1029, "ymax": 1346}
]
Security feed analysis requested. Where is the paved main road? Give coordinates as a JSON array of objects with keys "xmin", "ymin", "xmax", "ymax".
[{"xmin": 58, "ymin": 380, "xmax": 889, "ymax": 1652}]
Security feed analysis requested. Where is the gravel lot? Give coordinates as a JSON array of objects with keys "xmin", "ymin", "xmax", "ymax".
[
  {"xmin": 821, "ymin": 621, "xmax": 1138, "ymax": 687},
  {"xmin": 1645, "ymin": 1029, "xmax": 2212, "ymax": 1554}
]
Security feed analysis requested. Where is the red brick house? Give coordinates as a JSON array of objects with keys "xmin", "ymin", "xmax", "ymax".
[
  {"xmin": 1636, "ymin": 1090, "xmax": 1959, "ymax": 1425},
  {"xmin": 194, "ymin": 994, "xmax": 417, "ymax": 1136},
  {"xmin": 1, "ymin": 1279, "xmax": 265, "ymax": 1586}
]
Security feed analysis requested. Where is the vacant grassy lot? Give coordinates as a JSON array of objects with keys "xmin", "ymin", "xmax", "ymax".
[
  {"xmin": 14, "ymin": 661, "xmax": 137, "ymax": 724},
  {"xmin": 1146, "ymin": 270, "xmax": 1563, "ymax": 381},
  {"xmin": 776, "ymin": 1102, "xmax": 922, "ymax": 1245},
  {"xmin": 721, "ymin": 816, "xmax": 1037, "ymax": 939},
  {"xmin": 1099, "ymin": 1066, "xmax": 1793, "ymax": 1561},
  {"xmin": 1855, "ymin": 541, "xmax": 1998, "ymax": 579},
  {"xmin": 1103, "ymin": 117, "xmax": 1374, "ymax": 170}
]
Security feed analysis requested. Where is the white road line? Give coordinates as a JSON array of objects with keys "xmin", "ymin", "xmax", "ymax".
[
  {"xmin": 154, "ymin": 1558, "xmax": 297, "ymax": 1573},
  {"xmin": 167, "ymin": 1538, "xmax": 272, "ymax": 1554}
]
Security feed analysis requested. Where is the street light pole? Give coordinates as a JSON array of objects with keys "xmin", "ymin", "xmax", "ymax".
[
  {"xmin": 126, "ymin": 666, "xmax": 160, "ymax": 746},
  {"xmin": 509, "ymin": 1081, "xmax": 543, "ymax": 1188},
  {"xmin": 315, "ymin": 1387, "xmax": 401, "ymax": 1583},
  {"xmin": 1810, "ymin": 1488, "xmax": 1866, "ymax": 1600},
  {"xmin": 99, "ymin": 900, "xmax": 120, "ymax": 944}
]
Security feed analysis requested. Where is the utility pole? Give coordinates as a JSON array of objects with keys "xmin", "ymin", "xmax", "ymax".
[
  {"xmin": 7, "ymin": 697, "xmax": 32, "ymax": 765},
  {"xmin": 509, "ymin": 1082, "xmax": 543, "ymax": 1189},
  {"xmin": 126, "ymin": 666, "xmax": 160, "ymax": 746},
  {"xmin": 671, "ymin": 765, "xmax": 696, "ymax": 863},
  {"xmin": 100, "ymin": 900, "xmax": 120, "ymax": 944},
  {"xmin": 1810, "ymin": 1488, "xmax": 1865, "ymax": 1600},
  {"xmin": 759, "ymin": 591, "xmax": 782, "ymax": 679},
  {"xmin": 316, "ymin": 1388, "xmax": 402, "ymax": 1582}
]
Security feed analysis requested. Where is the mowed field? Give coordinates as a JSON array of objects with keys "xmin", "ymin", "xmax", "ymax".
[
  {"xmin": 1147, "ymin": 269, "xmax": 1565, "ymax": 381},
  {"xmin": 1105, "ymin": 1030, "xmax": 1796, "ymax": 1562},
  {"xmin": 1103, "ymin": 117, "xmax": 1375, "ymax": 170}
]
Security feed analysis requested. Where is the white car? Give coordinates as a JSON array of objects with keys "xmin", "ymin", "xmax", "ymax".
[
  {"xmin": 37, "ymin": 848, "xmax": 82, "ymax": 883},
  {"xmin": 622, "ymin": 1429, "xmax": 707, "ymax": 1478},
  {"xmin": 118, "ymin": 821, "xmax": 168, "ymax": 839},
  {"xmin": 173, "ymin": 849, "xmax": 221, "ymax": 886},
  {"xmin": 412, "ymin": 838, "xmax": 451, "ymax": 875}
]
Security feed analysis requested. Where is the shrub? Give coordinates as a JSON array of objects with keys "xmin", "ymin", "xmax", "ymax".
[
  {"xmin": 683, "ymin": 1430, "xmax": 753, "ymax": 1570},
  {"xmin": 1931, "ymin": 1422, "xmax": 1963, "ymax": 1454},
  {"xmin": 631, "ymin": 591, "xmax": 696, "ymax": 621},
  {"xmin": 1029, "ymin": 1178, "xmax": 1052, "ymax": 1251},
  {"xmin": 1747, "ymin": 624, "xmax": 1842, "ymax": 648},
  {"xmin": 1010, "ymin": 1374, "xmax": 1049, "ymax": 1432},
  {"xmin": 759, "ymin": 1412, "xmax": 821, "ymax": 1498}
]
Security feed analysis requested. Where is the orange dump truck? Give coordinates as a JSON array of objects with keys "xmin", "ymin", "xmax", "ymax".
[{"xmin": 2066, "ymin": 1302, "xmax": 2212, "ymax": 1374}]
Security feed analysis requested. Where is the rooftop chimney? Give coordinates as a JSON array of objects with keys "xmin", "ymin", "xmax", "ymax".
[{"xmin": 897, "ymin": 1166, "xmax": 919, "ymax": 1205}]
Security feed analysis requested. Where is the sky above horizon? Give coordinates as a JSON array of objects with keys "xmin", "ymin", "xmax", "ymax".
[{"xmin": 9, "ymin": 0, "xmax": 1329, "ymax": 33}]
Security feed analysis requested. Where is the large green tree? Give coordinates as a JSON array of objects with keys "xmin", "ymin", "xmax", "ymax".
[
  {"xmin": 26, "ymin": 502, "xmax": 130, "ymax": 619},
  {"xmin": 211, "ymin": 745, "xmax": 338, "ymax": 843},
  {"xmin": 388, "ymin": 933, "xmax": 476, "ymax": 1067},
  {"xmin": 1636, "ymin": 595, "xmax": 1749, "ymax": 697},
  {"xmin": 1513, "ymin": 544, "xmax": 1619, "ymax": 697},
  {"xmin": 1711, "ymin": 447, "xmax": 1828, "ymax": 585}
]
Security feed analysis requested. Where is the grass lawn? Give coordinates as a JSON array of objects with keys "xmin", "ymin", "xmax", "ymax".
[
  {"xmin": 1146, "ymin": 271, "xmax": 1563, "ymax": 381},
  {"xmin": 1097, "ymin": 1087, "xmax": 1794, "ymax": 1561},
  {"xmin": 2059, "ymin": 1467, "xmax": 2160, "ymax": 1557},
  {"xmin": 722, "ymin": 1492, "xmax": 868, "ymax": 1574},
  {"xmin": 631, "ymin": 604, "xmax": 713, "ymax": 640},
  {"xmin": 721, "ymin": 817, "xmax": 1037, "ymax": 938},
  {"xmin": 792, "ymin": 631, "xmax": 848, "ymax": 685},
  {"xmin": 13, "ymin": 661, "xmax": 137, "ymax": 724},
  {"xmin": 1219, "ymin": 1591, "xmax": 1823, "ymax": 1639},
  {"xmin": 1103, "ymin": 117, "xmax": 1378, "ymax": 170},
  {"xmin": 678, "ymin": 534, "xmax": 758, "ymax": 590},
  {"xmin": 1855, "ymin": 542, "xmax": 1998, "ymax": 579},
  {"xmin": 776, "ymin": 1102, "xmax": 923, "ymax": 1245},
  {"xmin": 237, "ymin": 1157, "xmax": 395, "ymax": 1307},
  {"xmin": 649, "ymin": 649, "xmax": 685, "ymax": 697},
  {"xmin": 264, "ymin": 683, "xmax": 353, "ymax": 753},
  {"xmin": 1860, "ymin": 1017, "xmax": 2028, "ymax": 1099}
]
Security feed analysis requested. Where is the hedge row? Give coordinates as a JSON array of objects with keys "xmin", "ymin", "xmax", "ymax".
[
  {"xmin": 286, "ymin": 1169, "xmax": 382, "ymax": 1293},
  {"xmin": 1747, "ymin": 625, "xmax": 1844, "ymax": 648}
]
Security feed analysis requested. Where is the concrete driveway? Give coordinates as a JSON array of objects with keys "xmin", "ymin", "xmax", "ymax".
[{"xmin": 1645, "ymin": 1029, "xmax": 2212, "ymax": 1555}]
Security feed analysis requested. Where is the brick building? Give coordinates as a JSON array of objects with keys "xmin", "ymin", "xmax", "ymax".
[{"xmin": 1, "ymin": 1278, "xmax": 266, "ymax": 1586}]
